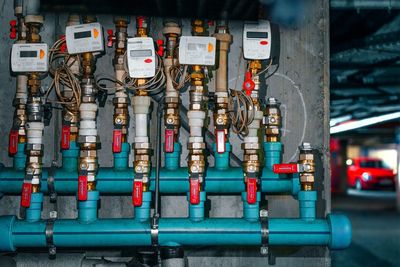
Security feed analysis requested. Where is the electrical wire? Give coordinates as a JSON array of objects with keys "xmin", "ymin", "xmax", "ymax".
[
  {"xmin": 228, "ymin": 89, "xmax": 255, "ymax": 137},
  {"xmin": 46, "ymin": 37, "xmax": 82, "ymax": 112}
]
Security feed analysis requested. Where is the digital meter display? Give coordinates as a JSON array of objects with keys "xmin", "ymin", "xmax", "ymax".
[
  {"xmin": 74, "ymin": 30, "xmax": 92, "ymax": 39},
  {"xmin": 188, "ymin": 43, "xmax": 206, "ymax": 51},
  {"xmin": 130, "ymin": 49, "xmax": 152, "ymax": 57},
  {"xmin": 246, "ymin": 32, "xmax": 268, "ymax": 39},
  {"xmin": 20, "ymin": 51, "xmax": 38, "ymax": 58}
]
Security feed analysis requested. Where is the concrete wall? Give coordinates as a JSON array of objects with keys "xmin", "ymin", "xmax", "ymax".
[{"xmin": 0, "ymin": 0, "xmax": 331, "ymax": 266}]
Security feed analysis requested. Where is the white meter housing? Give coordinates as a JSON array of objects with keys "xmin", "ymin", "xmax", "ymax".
[
  {"xmin": 65, "ymin": 22, "xmax": 104, "ymax": 54},
  {"xmin": 127, "ymin": 37, "xmax": 156, "ymax": 78},
  {"xmin": 11, "ymin": 43, "xmax": 48, "ymax": 72},
  {"xmin": 179, "ymin": 36, "xmax": 216, "ymax": 66},
  {"xmin": 243, "ymin": 20, "xmax": 271, "ymax": 60}
]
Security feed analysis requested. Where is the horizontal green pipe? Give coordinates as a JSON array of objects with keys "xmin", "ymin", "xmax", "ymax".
[
  {"xmin": 0, "ymin": 214, "xmax": 351, "ymax": 251},
  {"xmin": 0, "ymin": 167, "xmax": 300, "ymax": 195}
]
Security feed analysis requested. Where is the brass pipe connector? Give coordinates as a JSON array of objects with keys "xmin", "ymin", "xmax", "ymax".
[
  {"xmin": 264, "ymin": 98, "xmax": 281, "ymax": 142},
  {"xmin": 298, "ymin": 143, "xmax": 315, "ymax": 191}
]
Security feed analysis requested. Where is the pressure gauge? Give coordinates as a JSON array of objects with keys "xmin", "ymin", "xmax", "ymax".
[
  {"xmin": 127, "ymin": 37, "xmax": 156, "ymax": 78},
  {"xmin": 65, "ymin": 22, "xmax": 104, "ymax": 54},
  {"xmin": 179, "ymin": 36, "xmax": 216, "ymax": 66},
  {"xmin": 243, "ymin": 20, "xmax": 271, "ymax": 60},
  {"xmin": 11, "ymin": 43, "xmax": 48, "ymax": 72}
]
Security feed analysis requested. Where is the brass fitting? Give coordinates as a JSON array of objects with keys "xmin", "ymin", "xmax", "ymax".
[
  {"xmin": 264, "ymin": 98, "xmax": 281, "ymax": 142},
  {"xmin": 113, "ymin": 17, "xmax": 130, "ymax": 143},
  {"xmin": 24, "ymin": 18, "xmax": 44, "ymax": 192},
  {"xmin": 77, "ymin": 16, "xmax": 100, "ymax": 192},
  {"xmin": 187, "ymin": 20, "xmax": 208, "ymax": 189},
  {"xmin": 298, "ymin": 143, "xmax": 315, "ymax": 191},
  {"xmin": 163, "ymin": 20, "xmax": 182, "ymax": 143}
]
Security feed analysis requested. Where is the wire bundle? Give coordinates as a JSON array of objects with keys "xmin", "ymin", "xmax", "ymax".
[
  {"xmin": 228, "ymin": 89, "xmax": 255, "ymax": 137},
  {"xmin": 46, "ymin": 37, "xmax": 82, "ymax": 110}
]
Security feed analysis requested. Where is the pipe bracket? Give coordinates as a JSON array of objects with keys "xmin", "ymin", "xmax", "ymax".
[
  {"xmin": 45, "ymin": 211, "xmax": 57, "ymax": 258},
  {"xmin": 260, "ymin": 209, "xmax": 269, "ymax": 256}
]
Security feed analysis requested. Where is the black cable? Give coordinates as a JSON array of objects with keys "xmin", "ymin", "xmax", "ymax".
[{"xmin": 153, "ymin": 97, "xmax": 164, "ymax": 221}]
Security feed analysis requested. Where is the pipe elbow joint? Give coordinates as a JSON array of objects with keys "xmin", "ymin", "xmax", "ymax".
[{"xmin": 327, "ymin": 213, "xmax": 352, "ymax": 250}]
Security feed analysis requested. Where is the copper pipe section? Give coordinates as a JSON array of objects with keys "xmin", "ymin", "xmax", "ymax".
[
  {"xmin": 213, "ymin": 20, "xmax": 232, "ymax": 153},
  {"xmin": 163, "ymin": 19, "xmax": 182, "ymax": 152},
  {"xmin": 78, "ymin": 15, "xmax": 99, "ymax": 195},
  {"xmin": 112, "ymin": 17, "xmax": 130, "ymax": 149},
  {"xmin": 187, "ymin": 20, "xmax": 208, "ymax": 204},
  {"xmin": 24, "ymin": 14, "xmax": 45, "ymax": 195}
]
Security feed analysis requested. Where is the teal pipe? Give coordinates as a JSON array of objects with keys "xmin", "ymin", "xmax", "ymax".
[
  {"xmin": 188, "ymin": 192, "xmax": 206, "ymax": 221},
  {"xmin": 242, "ymin": 192, "xmax": 261, "ymax": 222},
  {"xmin": 164, "ymin": 143, "xmax": 181, "ymax": 170},
  {"xmin": 298, "ymin": 191, "xmax": 317, "ymax": 220},
  {"xmin": 78, "ymin": 190, "xmax": 99, "ymax": 223},
  {"xmin": 134, "ymin": 192, "xmax": 152, "ymax": 222},
  {"xmin": 0, "ymin": 215, "xmax": 351, "ymax": 251},
  {"xmin": 0, "ymin": 167, "xmax": 300, "ymax": 195},
  {"xmin": 13, "ymin": 143, "xmax": 26, "ymax": 171},
  {"xmin": 25, "ymin": 192, "xmax": 43, "ymax": 223},
  {"xmin": 113, "ymin": 143, "xmax": 130, "ymax": 171},
  {"xmin": 262, "ymin": 142, "xmax": 282, "ymax": 180},
  {"xmin": 61, "ymin": 141, "xmax": 79, "ymax": 172},
  {"xmin": 213, "ymin": 143, "xmax": 231, "ymax": 170}
]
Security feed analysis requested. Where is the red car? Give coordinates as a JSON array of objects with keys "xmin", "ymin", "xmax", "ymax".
[{"xmin": 347, "ymin": 157, "xmax": 396, "ymax": 190}]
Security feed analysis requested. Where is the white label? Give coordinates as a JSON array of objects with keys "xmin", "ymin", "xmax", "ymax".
[
  {"xmin": 243, "ymin": 20, "xmax": 271, "ymax": 60},
  {"xmin": 179, "ymin": 36, "xmax": 216, "ymax": 66},
  {"xmin": 127, "ymin": 37, "xmax": 156, "ymax": 78},
  {"xmin": 11, "ymin": 43, "xmax": 48, "ymax": 72},
  {"xmin": 66, "ymin": 22, "xmax": 104, "ymax": 54}
]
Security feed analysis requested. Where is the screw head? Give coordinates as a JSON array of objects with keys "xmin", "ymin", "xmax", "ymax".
[{"xmin": 260, "ymin": 246, "xmax": 268, "ymax": 255}]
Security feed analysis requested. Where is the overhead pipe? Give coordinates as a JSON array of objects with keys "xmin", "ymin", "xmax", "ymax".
[{"xmin": 331, "ymin": 0, "xmax": 400, "ymax": 9}]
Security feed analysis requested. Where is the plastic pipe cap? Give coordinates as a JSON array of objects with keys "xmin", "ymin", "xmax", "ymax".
[{"xmin": 327, "ymin": 213, "xmax": 352, "ymax": 250}]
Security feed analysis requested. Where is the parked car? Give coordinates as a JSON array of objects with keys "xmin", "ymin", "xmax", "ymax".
[{"xmin": 347, "ymin": 157, "xmax": 396, "ymax": 190}]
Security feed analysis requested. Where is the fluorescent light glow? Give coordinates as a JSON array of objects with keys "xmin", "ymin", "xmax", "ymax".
[
  {"xmin": 330, "ymin": 115, "xmax": 352, "ymax": 127},
  {"xmin": 330, "ymin": 111, "xmax": 400, "ymax": 134}
]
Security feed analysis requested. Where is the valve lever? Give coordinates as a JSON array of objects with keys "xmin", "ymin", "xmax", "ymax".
[
  {"xmin": 133, "ymin": 180, "xmax": 143, "ymax": 206},
  {"xmin": 189, "ymin": 179, "xmax": 200, "ymax": 205},
  {"xmin": 216, "ymin": 130, "xmax": 226, "ymax": 154},
  {"xmin": 165, "ymin": 129, "xmax": 174, "ymax": 153},
  {"xmin": 78, "ymin": 175, "xmax": 88, "ymax": 201},
  {"xmin": 243, "ymin": 71, "xmax": 255, "ymax": 96},
  {"xmin": 273, "ymin": 163, "xmax": 298, "ymax": 174},
  {"xmin": 21, "ymin": 182, "xmax": 32, "ymax": 207},
  {"xmin": 61, "ymin": 124, "xmax": 71, "ymax": 150},
  {"xmin": 9, "ymin": 129, "xmax": 19, "ymax": 155},
  {"xmin": 112, "ymin": 129, "xmax": 122, "ymax": 153},
  {"xmin": 10, "ymin": 20, "xmax": 17, "ymax": 39},
  {"xmin": 247, "ymin": 178, "xmax": 257, "ymax": 204},
  {"xmin": 107, "ymin": 29, "xmax": 114, "ymax": 48}
]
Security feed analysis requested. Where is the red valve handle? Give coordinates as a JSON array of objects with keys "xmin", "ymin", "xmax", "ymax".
[
  {"xmin": 10, "ymin": 20, "xmax": 17, "ymax": 39},
  {"xmin": 207, "ymin": 20, "xmax": 215, "ymax": 27},
  {"xmin": 8, "ymin": 130, "xmax": 19, "ymax": 155},
  {"xmin": 78, "ymin": 175, "xmax": 88, "ymax": 201},
  {"xmin": 243, "ymin": 71, "xmax": 255, "ymax": 96},
  {"xmin": 107, "ymin": 29, "xmax": 114, "ymax": 48},
  {"xmin": 61, "ymin": 124, "xmax": 71, "ymax": 150},
  {"xmin": 137, "ymin": 16, "xmax": 145, "ymax": 28},
  {"xmin": 132, "ymin": 181, "xmax": 143, "ymax": 206},
  {"xmin": 60, "ymin": 35, "xmax": 67, "ymax": 52},
  {"xmin": 157, "ymin": 39, "xmax": 165, "ymax": 57},
  {"xmin": 164, "ymin": 129, "xmax": 174, "ymax": 153},
  {"xmin": 189, "ymin": 179, "xmax": 200, "ymax": 205},
  {"xmin": 215, "ymin": 130, "xmax": 226, "ymax": 154},
  {"xmin": 273, "ymin": 163, "xmax": 298, "ymax": 174},
  {"xmin": 112, "ymin": 129, "xmax": 122, "ymax": 153},
  {"xmin": 21, "ymin": 182, "xmax": 32, "ymax": 207},
  {"xmin": 246, "ymin": 178, "xmax": 258, "ymax": 204}
]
